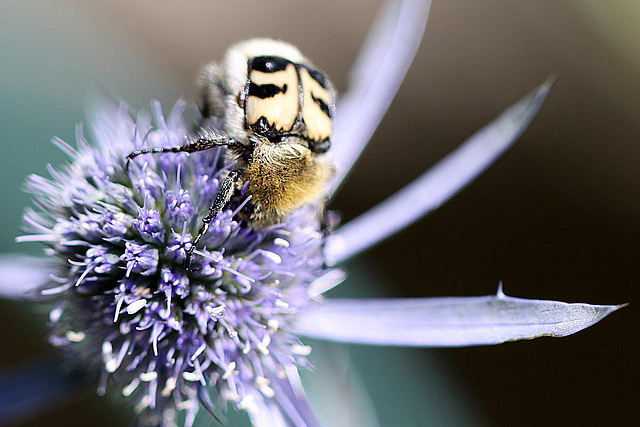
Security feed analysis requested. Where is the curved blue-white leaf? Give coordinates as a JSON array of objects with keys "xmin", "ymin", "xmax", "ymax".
[
  {"xmin": 329, "ymin": 0, "xmax": 431, "ymax": 196},
  {"xmin": 301, "ymin": 343, "xmax": 381, "ymax": 427},
  {"xmin": 291, "ymin": 287, "xmax": 623, "ymax": 347},
  {"xmin": 0, "ymin": 254, "xmax": 53, "ymax": 300},
  {"xmin": 271, "ymin": 376, "xmax": 322, "ymax": 427},
  {"xmin": 326, "ymin": 79, "xmax": 553, "ymax": 266},
  {"xmin": 248, "ymin": 376, "xmax": 321, "ymax": 427},
  {"xmin": 247, "ymin": 400, "xmax": 289, "ymax": 427},
  {"xmin": 0, "ymin": 358, "xmax": 82, "ymax": 426}
]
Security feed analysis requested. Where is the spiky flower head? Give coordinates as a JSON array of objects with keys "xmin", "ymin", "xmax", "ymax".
[{"xmin": 21, "ymin": 100, "xmax": 334, "ymax": 426}]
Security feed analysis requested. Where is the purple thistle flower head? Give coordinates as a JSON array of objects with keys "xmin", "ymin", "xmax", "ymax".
[{"xmin": 22, "ymin": 100, "xmax": 338, "ymax": 425}]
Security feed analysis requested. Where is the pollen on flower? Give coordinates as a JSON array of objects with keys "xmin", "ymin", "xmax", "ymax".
[
  {"xmin": 64, "ymin": 330, "xmax": 86, "ymax": 342},
  {"xmin": 21, "ymin": 100, "xmax": 341, "ymax": 426}
]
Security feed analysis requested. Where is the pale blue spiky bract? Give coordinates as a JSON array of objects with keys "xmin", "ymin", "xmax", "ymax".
[{"xmin": 23, "ymin": 100, "xmax": 337, "ymax": 425}]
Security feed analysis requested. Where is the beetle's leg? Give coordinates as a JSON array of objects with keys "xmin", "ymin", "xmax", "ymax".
[
  {"xmin": 319, "ymin": 197, "xmax": 335, "ymax": 269},
  {"xmin": 184, "ymin": 169, "xmax": 244, "ymax": 271},
  {"xmin": 125, "ymin": 133, "xmax": 241, "ymax": 171}
]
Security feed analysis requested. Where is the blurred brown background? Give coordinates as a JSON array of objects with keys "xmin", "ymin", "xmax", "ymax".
[{"xmin": 1, "ymin": 0, "xmax": 638, "ymax": 425}]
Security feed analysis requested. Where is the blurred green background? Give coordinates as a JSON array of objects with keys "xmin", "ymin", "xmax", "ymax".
[{"xmin": 1, "ymin": 0, "xmax": 638, "ymax": 425}]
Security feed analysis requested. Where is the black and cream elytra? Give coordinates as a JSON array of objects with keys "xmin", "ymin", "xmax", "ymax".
[{"xmin": 126, "ymin": 39, "xmax": 336, "ymax": 269}]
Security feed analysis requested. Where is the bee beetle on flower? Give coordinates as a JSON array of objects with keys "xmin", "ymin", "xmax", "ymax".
[
  {"xmin": 0, "ymin": 0, "xmax": 623, "ymax": 426},
  {"xmin": 127, "ymin": 39, "xmax": 336, "ymax": 270}
]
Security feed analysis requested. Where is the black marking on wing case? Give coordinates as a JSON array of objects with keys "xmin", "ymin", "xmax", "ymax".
[
  {"xmin": 250, "ymin": 56, "xmax": 291, "ymax": 73},
  {"xmin": 248, "ymin": 82, "xmax": 288, "ymax": 99},
  {"xmin": 312, "ymin": 94, "xmax": 332, "ymax": 118},
  {"xmin": 301, "ymin": 65, "xmax": 328, "ymax": 88}
]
